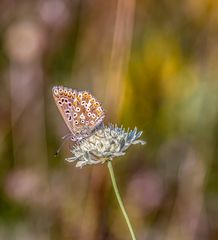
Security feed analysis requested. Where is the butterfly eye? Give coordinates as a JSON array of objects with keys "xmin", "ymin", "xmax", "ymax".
[
  {"xmin": 68, "ymin": 116, "xmax": 72, "ymax": 121},
  {"xmin": 74, "ymin": 120, "xmax": 79, "ymax": 125},
  {"xmin": 92, "ymin": 114, "xmax": 96, "ymax": 118},
  {"xmin": 78, "ymin": 93, "xmax": 82, "ymax": 99},
  {"xmin": 71, "ymin": 136, "xmax": 76, "ymax": 141},
  {"xmin": 81, "ymin": 101, "xmax": 86, "ymax": 105},
  {"xmin": 73, "ymin": 113, "xmax": 77, "ymax": 118},
  {"xmin": 65, "ymin": 110, "xmax": 70, "ymax": 114},
  {"xmin": 75, "ymin": 107, "xmax": 80, "ymax": 112},
  {"xmin": 81, "ymin": 120, "xmax": 85, "ymax": 124},
  {"xmin": 87, "ymin": 112, "xmax": 91, "ymax": 117},
  {"xmin": 86, "ymin": 108, "xmax": 90, "ymax": 112},
  {"xmin": 58, "ymin": 101, "xmax": 62, "ymax": 105},
  {"xmin": 68, "ymin": 103, "xmax": 72, "ymax": 107},
  {"xmin": 64, "ymin": 89, "xmax": 68, "ymax": 96}
]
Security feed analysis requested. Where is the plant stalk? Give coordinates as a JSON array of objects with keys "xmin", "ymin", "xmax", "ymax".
[{"xmin": 107, "ymin": 161, "xmax": 137, "ymax": 240}]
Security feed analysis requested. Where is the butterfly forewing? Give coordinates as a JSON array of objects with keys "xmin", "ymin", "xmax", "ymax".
[{"xmin": 52, "ymin": 86, "xmax": 105, "ymax": 141}]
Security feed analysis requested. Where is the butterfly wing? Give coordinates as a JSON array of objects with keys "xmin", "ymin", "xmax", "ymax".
[{"xmin": 52, "ymin": 86, "xmax": 105, "ymax": 141}]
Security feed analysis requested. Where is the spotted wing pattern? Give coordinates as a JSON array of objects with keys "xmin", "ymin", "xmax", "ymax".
[{"xmin": 52, "ymin": 86, "xmax": 105, "ymax": 141}]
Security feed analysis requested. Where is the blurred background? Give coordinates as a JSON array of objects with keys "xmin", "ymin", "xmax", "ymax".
[{"xmin": 0, "ymin": 0, "xmax": 218, "ymax": 239}]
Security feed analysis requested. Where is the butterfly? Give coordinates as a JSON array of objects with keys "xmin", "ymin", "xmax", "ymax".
[{"xmin": 52, "ymin": 86, "xmax": 105, "ymax": 142}]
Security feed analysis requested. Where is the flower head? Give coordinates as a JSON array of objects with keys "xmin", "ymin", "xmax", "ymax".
[{"xmin": 66, "ymin": 124, "xmax": 146, "ymax": 168}]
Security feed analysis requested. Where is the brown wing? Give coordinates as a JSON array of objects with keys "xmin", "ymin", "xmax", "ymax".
[{"xmin": 52, "ymin": 86, "xmax": 105, "ymax": 140}]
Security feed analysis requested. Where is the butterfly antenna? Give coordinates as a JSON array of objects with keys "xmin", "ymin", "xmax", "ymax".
[
  {"xmin": 62, "ymin": 133, "xmax": 72, "ymax": 140},
  {"xmin": 54, "ymin": 141, "xmax": 65, "ymax": 156},
  {"xmin": 54, "ymin": 135, "xmax": 73, "ymax": 156}
]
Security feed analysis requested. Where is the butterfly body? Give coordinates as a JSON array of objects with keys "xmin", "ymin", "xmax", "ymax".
[{"xmin": 52, "ymin": 86, "xmax": 105, "ymax": 141}]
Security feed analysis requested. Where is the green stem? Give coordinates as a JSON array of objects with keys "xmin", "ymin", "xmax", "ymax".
[{"xmin": 107, "ymin": 161, "xmax": 137, "ymax": 240}]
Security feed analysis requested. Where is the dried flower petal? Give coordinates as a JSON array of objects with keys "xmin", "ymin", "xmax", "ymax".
[{"xmin": 66, "ymin": 124, "xmax": 146, "ymax": 168}]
